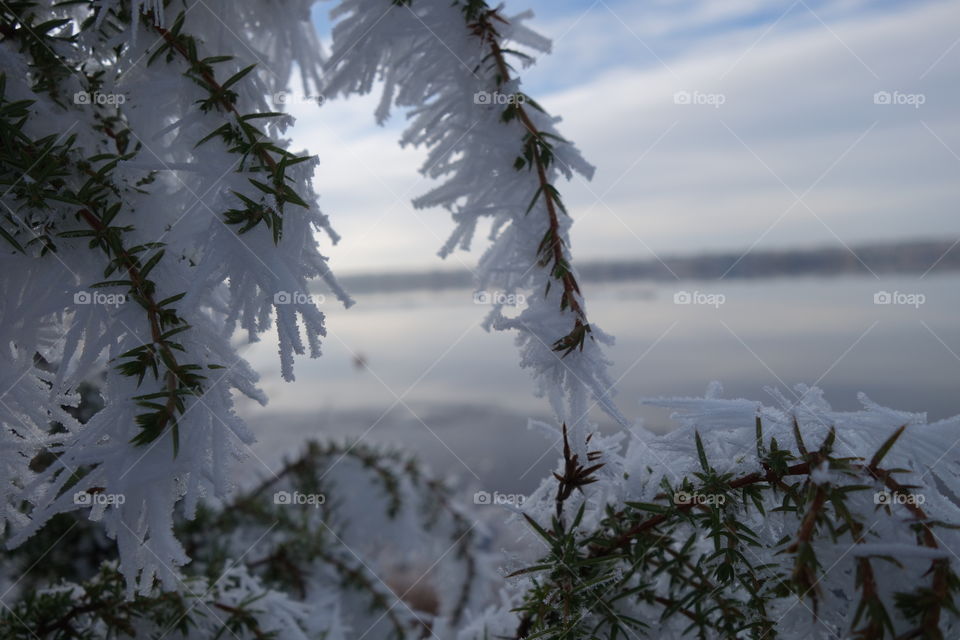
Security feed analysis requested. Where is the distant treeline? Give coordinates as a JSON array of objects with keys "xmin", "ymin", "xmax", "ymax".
[{"xmin": 331, "ymin": 240, "xmax": 960, "ymax": 295}]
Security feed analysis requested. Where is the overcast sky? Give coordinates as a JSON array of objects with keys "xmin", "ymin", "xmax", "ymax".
[{"xmin": 290, "ymin": 0, "xmax": 960, "ymax": 273}]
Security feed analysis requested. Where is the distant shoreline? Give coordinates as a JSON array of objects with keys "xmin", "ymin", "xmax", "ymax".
[{"xmin": 327, "ymin": 239, "xmax": 960, "ymax": 295}]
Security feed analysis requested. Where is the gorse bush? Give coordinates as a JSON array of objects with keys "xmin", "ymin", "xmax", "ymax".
[
  {"xmin": 4, "ymin": 389, "xmax": 959, "ymax": 639},
  {"xmin": 507, "ymin": 391, "xmax": 960, "ymax": 639},
  {"xmin": 0, "ymin": 1, "xmax": 958, "ymax": 639},
  {"xmin": 3, "ymin": 439, "xmax": 491, "ymax": 638}
]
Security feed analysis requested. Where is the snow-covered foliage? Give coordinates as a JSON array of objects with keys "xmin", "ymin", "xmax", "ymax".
[
  {"xmin": 5, "ymin": 385, "xmax": 958, "ymax": 639},
  {"xmin": 466, "ymin": 384, "xmax": 960, "ymax": 639},
  {"xmin": 5, "ymin": 563, "xmax": 321, "ymax": 640},
  {"xmin": 2, "ymin": 1, "xmax": 959, "ymax": 639},
  {"xmin": 2, "ymin": 439, "xmax": 494, "ymax": 638},
  {"xmin": 0, "ymin": 0, "xmax": 350, "ymax": 595},
  {"xmin": 1, "ymin": 0, "xmax": 620, "ymax": 598}
]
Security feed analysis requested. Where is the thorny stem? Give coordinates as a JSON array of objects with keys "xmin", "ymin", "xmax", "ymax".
[
  {"xmin": 640, "ymin": 545, "xmax": 746, "ymax": 625},
  {"xmin": 846, "ymin": 505, "xmax": 885, "ymax": 639},
  {"xmin": 7, "ymin": 120, "xmax": 188, "ymax": 450},
  {"xmin": 144, "ymin": 9, "xmax": 310, "ymax": 241},
  {"xmin": 595, "ymin": 461, "xmax": 813, "ymax": 556},
  {"xmin": 149, "ymin": 19, "xmax": 280, "ymax": 173},
  {"xmin": 786, "ymin": 482, "xmax": 829, "ymax": 614},
  {"xmin": 553, "ymin": 424, "xmax": 602, "ymax": 528},
  {"xmin": 868, "ymin": 468, "xmax": 949, "ymax": 637},
  {"xmin": 75, "ymin": 207, "xmax": 181, "ymax": 442},
  {"xmin": 468, "ymin": 7, "xmax": 591, "ymax": 356}
]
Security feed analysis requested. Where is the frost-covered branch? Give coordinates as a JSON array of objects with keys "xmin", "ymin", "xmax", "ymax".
[
  {"xmin": 324, "ymin": 0, "xmax": 628, "ymax": 452},
  {"xmin": 0, "ymin": 0, "xmax": 349, "ymax": 595},
  {"xmin": 493, "ymin": 387, "xmax": 960, "ymax": 639},
  {"xmin": 464, "ymin": 4, "xmax": 592, "ymax": 358},
  {"xmin": 2, "ymin": 438, "xmax": 497, "ymax": 639}
]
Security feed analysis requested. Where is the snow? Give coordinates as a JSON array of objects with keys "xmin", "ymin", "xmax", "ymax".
[{"xmin": 1, "ymin": 1, "xmax": 958, "ymax": 637}]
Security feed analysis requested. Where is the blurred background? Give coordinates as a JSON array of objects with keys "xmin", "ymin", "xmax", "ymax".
[{"xmin": 237, "ymin": 0, "xmax": 960, "ymax": 501}]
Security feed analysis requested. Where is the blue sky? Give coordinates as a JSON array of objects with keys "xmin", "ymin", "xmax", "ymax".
[{"xmin": 293, "ymin": 0, "xmax": 960, "ymax": 272}]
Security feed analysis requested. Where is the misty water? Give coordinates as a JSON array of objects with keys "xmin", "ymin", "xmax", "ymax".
[{"xmin": 236, "ymin": 272, "xmax": 960, "ymax": 499}]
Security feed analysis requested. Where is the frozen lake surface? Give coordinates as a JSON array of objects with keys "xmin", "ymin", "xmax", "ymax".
[{"xmin": 236, "ymin": 273, "xmax": 960, "ymax": 498}]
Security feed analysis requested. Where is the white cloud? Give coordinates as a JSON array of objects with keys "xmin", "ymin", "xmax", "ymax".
[{"xmin": 528, "ymin": 0, "xmax": 960, "ymax": 261}]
